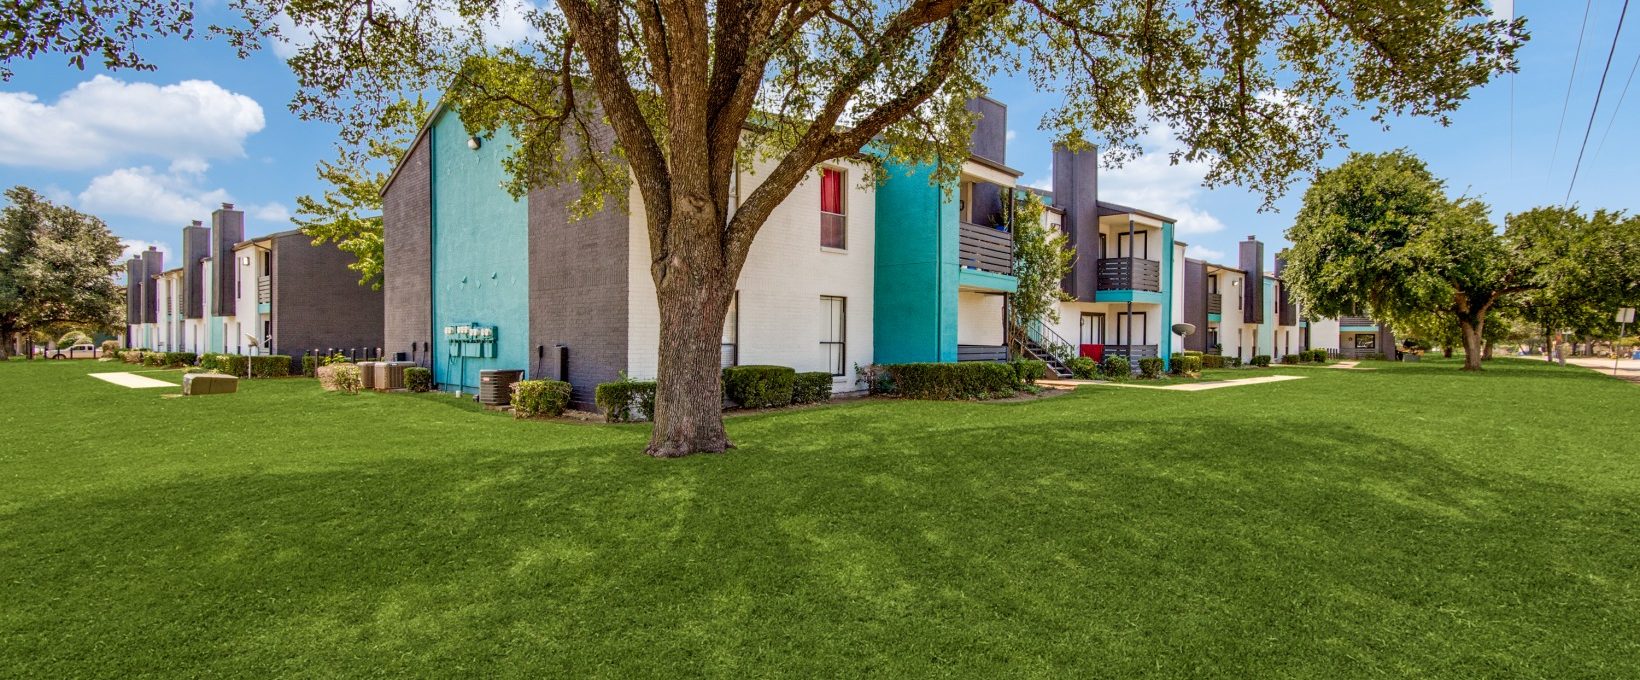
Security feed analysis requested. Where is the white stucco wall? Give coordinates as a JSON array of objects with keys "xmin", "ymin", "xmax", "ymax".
[
  {"xmin": 1171, "ymin": 241, "xmax": 1186, "ymax": 355},
  {"xmin": 232, "ymin": 243, "xmax": 268, "ymax": 354},
  {"xmin": 956, "ymin": 291, "xmax": 1006, "ymax": 346},
  {"xmin": 1214, "ymin": 269, "xmax": 1248, "ymax": 361},
  {"xmin": 1311, "ymin": 318, "xmax": 1342, "ymax": 351},
  {"xmin": 627, "ymin": 159, "xmax": 876, "ymax": 388}
]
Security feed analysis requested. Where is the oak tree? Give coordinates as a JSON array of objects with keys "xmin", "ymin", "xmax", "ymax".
[{"xmin": 0, "ymin": 187, "xmax": 126, "ymax": 359}]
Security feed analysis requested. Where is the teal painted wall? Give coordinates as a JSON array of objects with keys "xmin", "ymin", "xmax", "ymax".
[
  {"xmin": 429, "ymin": 111, "xmax": 531, "ymax": 392},
  {"xmin": 874, "ymin": 161, "xmax": 958, "ymax": 364},
  {"xmin": 1258, "ymin": 277, "xmax": 1275, "ymax": 355},
  {"xmin": 205, "ymin": 260, "xmax": 223, "ymax": 352},
  {"xmin": 1160, "ymin": 222, "xmax": 1174, "ymax": 371}
]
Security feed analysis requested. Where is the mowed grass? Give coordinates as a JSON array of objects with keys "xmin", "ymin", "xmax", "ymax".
[{"xmin": 2, "ymin": 358, "xmax": 1637, "ymax": 677}]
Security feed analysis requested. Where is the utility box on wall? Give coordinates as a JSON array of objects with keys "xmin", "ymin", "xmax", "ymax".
[{"xmin": 444, "ymin": 323, "xmax": 497, "ymax": 358}]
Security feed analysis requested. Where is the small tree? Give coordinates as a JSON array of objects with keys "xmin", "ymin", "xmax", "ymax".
[
  {"xmin": 0, "ymin": 187, "xmax": 125, "ymax": 359},
  {"xmin": 1007, "ymin": 192, "xmax": 1075, "ymax": 339}
]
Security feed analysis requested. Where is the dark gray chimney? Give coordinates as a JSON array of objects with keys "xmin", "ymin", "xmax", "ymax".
[
  {"xmin": 125, "ymin": 257, "xmax": 145, "ymax": 326},
  {"xmin": 181, "ymin": 220, "xmax": 210, "ymax": 319},
  {"xmin": 1239, "ymin": 236, "xmax": 1264, "ymax": 324},
  {"xmin": 139, "ymin": 247, "xmax": 163, "ymax": 324},
  {"xmin": 965, "ymin": 96, "xmax": 1008, "ymax": 165},
  {"xmin": 1053, "ymin": 143, "xmax": 1100, "ymax": 301},
  {"xmin": 211, "ymin": 203, "xmax": 244, "ymax": 317}
]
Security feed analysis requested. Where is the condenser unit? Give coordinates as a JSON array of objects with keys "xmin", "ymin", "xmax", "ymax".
[
  {"xmin": 375, "ymin": 361, "xmax": 415, "ymax": 391},
  {"xmin": 478, "ymin": 369, "xmax": 525, "ymax": 406}
]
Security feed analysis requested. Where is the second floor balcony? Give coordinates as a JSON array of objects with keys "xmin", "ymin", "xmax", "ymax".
[
  {"xmin": 257, "ymin": 275, "xmax": 272, "ymax": 304},
  {"xmin": 1095, "ymin": 257, "xmax": 1161, "ymax": 292},
  {"xmin": 1208, "ymin": 293, "xmax": 1223, "ymax": 315},
  {"xmin": 958, "ymin": 221, "xmax": 1013, "ymax": 277},
  {"xmin": 1340, "ymin": 314, "xmax": 1375, "ymax": 327}
]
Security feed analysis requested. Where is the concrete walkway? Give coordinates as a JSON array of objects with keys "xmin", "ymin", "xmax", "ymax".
[
  {"xmin": 1041, "ymin": 374, "xmax": 1306, "ymax": 392},
  {"xmin": 1565, "ymin": 356, "xmax": 1640, "ymax": 384},
  {"xmin": 90, "ymin": 372, "xmax": 178, "ymax": 389}
]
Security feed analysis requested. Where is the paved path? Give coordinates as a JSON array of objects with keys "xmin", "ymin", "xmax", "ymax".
[
  {"xmin": 90, "ymin": 372, "xmax": 178, "ymax": 388},
  {"xmin": 1565, "ymin": 356, "xmax": 1640, "ymax": 384},
  {"xmin": 1041, "ymin": 374, "xmax": 1307, "ymax": 392}
]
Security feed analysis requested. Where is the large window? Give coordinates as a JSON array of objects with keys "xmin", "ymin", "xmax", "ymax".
[
  {"xmin": 1115, "ymin": 311, "xmax": 1149, "ymax": 344},
  {"xmin": 820, "ymin": 168, "xmax": 846, "ymax": 249},
  {"xmin": 721, "ymin": 292, "xmax": 739, "ymax": 368},
  {"xmin": 820, "ymin": 296, "xmax": 846, "ymax": 376},
  {"xmin": 1079, "ymin": 312, "xmax": 1105, "ymax": 345},
  {"xmin": 1354, "ymin": 333, "xmax": 1376, "ymax": 350}
]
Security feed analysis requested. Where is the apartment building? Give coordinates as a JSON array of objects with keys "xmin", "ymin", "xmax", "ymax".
[{"xmin": 381, "ymin": 104, "xmax": 875, "ymax": 407}]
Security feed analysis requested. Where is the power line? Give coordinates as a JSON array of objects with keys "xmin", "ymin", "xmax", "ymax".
[
  {"xmin": 1592, "ymin": 42, "xmax": 1640, "ymax": 162},
  {"xmin": 1565, "ymin": 0, "xmax": 1633, "ymax": 205},
  {"xmin": 1549, "ymin": 0, "xmax": 1597, "ymax": 180}
]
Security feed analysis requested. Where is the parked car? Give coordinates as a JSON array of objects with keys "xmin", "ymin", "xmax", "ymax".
[{"xmin": 50, "ymin": 344, "xmax": 101, "ymax": 359}]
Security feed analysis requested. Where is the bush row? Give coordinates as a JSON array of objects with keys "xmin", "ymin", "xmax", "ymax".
[
  {"xmin": 1170, "ymin": 353, "xmax": 1203, "ymax": 374},
  {"xmin": 200, "ymin": 353, "xmax": 292, "ymax": 377},
  {"xmin": 1138, "ymin": 357, "xmax": 1164, "ymax": 378},
  {"xmin": 405, "ymin": 367, "xmax": 433, "ymax": 392},
  {"xmin": 596, "ymin": 374, "xmax": 657, "ymax": 423},
  {"xmin": 512, "ymin": 379, "xmax": 573, "ymax": 418},
  {"xmin": 1201, "ymin": 354, "xmax": 1227, "ymax": 369},
  {"xmin": 881, "ymin": 362, "xmax": 1018, "ymax": 400},
  {"xmin": 1251, "ymin": 355, "xmax": 1271, "ymax": 367}
]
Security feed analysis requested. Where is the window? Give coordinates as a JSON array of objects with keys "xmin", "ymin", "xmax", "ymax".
[
  {"xmin": 721, "ymin": 292, "xmax": 739, "ymax": 368},
  {"xmin": 820, "ymin": 296, "xmax": 846, "ymax": 376},
  {"xmin": 1208, "ymin": 274, "xmax": 1218, "ymax": 295},
  {"xmin": 1079, "ymin": 312, "xmax": 1105, "ymax": 345},
  {"xmin": 820, "ymin": 168, "xmax": 846, "ymax": 249},
  {"xmin": 1115, "ymin": 230, "xmax": 1150, "ymax": 258},
  {"xmin": 262, "ymin": 250, "xmax": 273, "ymax": 275},
  {"xmin": 1354, "ymin": 333, "xmax": 1376, "ymax": 350},
  {"xmin": 1115, "ymin": 311, "xmax": 1149, "ymax": 345}
]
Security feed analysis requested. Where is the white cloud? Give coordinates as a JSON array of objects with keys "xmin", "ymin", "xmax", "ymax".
[
  {"xmin": 1025, "ymin": 175, "xmax": 1053, "ymax": 191},
  {"xmin": 119, "ymin": 239, "xmax": 172, "ymax": 263},
  {"xmin": 0, "ymin": 76, "xmax": 264, "ymax": 170},
  {"xmin": 1098, "ymin": 123, "xmax": 1227, "ymax": 237},
  {"xmin": 79, "ymin": 166, "xmax": 232, "ymax": 224},
  {"xmin": 1006, "ymin": 129, "xmax": 1017, "ymax": 142},
  {"xmin": 268, "ymin": 0, "xmax": 541, "ymax": 58},
  {"xmin": 1185, "ymin": 244, "xmax": 1226, "ymax": 261},
  {"xmin": 249, "ymin": 202, "xmax": 292, "ymax": 223}
]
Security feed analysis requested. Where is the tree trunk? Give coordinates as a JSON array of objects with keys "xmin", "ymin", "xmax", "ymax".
[
  {"xmin": 1483, "ymin": 341, "xmax": 1494, "ymax": 360},
  {"xmin": 1442, "ymin": 346, "xmax": 1453, "ymax": 358},
  {"xmin": 645, "ymin": 247, "xmax": 736, "ymax": 459},
  {"xmin": 1457, "ymin": 317, "xmax": 1485, "ymax": 371}
]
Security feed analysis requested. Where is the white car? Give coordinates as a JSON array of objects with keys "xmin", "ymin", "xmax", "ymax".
[{"xmin": 50, "ymin": 344, "xmax": 102, "ymax": 359}]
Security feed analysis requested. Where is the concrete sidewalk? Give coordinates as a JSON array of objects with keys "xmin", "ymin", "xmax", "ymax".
[{"xmin": 1564, "ymin": 356, "xmax": 1640, "ymax": 384}]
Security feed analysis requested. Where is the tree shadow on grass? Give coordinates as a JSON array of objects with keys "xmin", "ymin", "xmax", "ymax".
[{"xmin": 4, "ymin": 411, "xmax": 1637, "ymax": 677}]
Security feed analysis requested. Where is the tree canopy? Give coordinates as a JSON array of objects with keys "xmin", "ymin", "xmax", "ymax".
[{"xmin": 0, "ymin": 186, "xmax": 126, "ymax": 358}]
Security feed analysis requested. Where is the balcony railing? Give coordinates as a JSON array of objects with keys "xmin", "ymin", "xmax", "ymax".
[
  {"xmin": 1339, "ymin": 314, "xmax": 1374, "ymax": 327},
  {"xmin": 957, "ymin": 344, "xmax": 1009, "ymax": 362},
  {"xmin": 257, "ymin": 275, "xmax": 272, "ymax": 305},
  {"xmin": 1095, "ymin": 258, "xmax": 1161, "ymax": 292},
  {"xmin": 1102, "ymin": 344, "xmax": 1159, "ymax": 361},
  {"xmin": 958, "ymin": 221, "xmax": 1013, "ymax": 276},
  {"xmin": 1207, "ymin": 293, "xmax": 1223, "ymax": 315}
]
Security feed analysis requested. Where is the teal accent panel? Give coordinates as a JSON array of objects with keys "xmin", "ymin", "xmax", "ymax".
[
  {"xmin": 874, "ymin": 161, "xmax": 958, "ymax": 364},
  {"xmin": 256, "ymin": 302, "xmax": 270, "ymax": 314},
  {"xmin": 1160, "ymin": 222, "xmax": 1174, "ymax": 372},
  {"xmin": 1341, "ymin": 325, "xmax": 1378, "ymax": 332},
  {"xmin": 204, "ymin": 262, "xmax": 223, "ymax": 352},
  {"xmin": 429, "ymin": 111, "xmax": 530, "ymax": 392},
  {"xmin": 1258, "ymin": 277, "xmax": 1275, "ymax": 354},
  {"xmin": 1094, "ymin": 290, "xmax": 1166, "ymax": 305},
  {"xmin": 1207, "ymin": 313, "xmax": 1222, "ymax": 323},
  {"xmin": 958, "ymin": 268, "xmax": 1018, "ymax": 293}
]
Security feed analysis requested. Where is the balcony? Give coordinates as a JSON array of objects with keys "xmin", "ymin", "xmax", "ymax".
[
  {"xmin": 958, "ymin": 221, "xmax": 1013, "ymax": 276},
  {"xmin": 957, "ymin": 344, "xmax": 1009, "ymax": 362},
  {"xmin": 1207, "ymin": 293, "xmax": 1223, "ymax": 315},
  {"xmin": 1340, "ymin": 315, "xmax": 1375, "ymax": 327},
  {"xmin": 1096, "ymin": 258, "xmax": 1161, "ymax": 292},
  {"xmin": 1102, "ymin": 344, "xmax": 1159, "ymax": 361},
  {"xmin": 257, "ymin": 275, "xmax": 272, "ymax": 304}
]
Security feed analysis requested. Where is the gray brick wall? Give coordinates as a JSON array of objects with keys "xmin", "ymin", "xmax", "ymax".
[
  {"xmin": 139, "ymin": 248, "xmax": 163, "ymax": 324},
  {"xmin": 527, "ymin": 180, "xmax": 630, "ymax": 410},
  {"xmin": 125, "ymin": 258, "xmax": 143, "ymax": 326},
  {"xmin": 383, "ymin": 133, "xmax": 432, "ymax": 366},
  {"xmin": 270, "ymin": 233, "xmax": 385, "ymax": 364},
  {"xmin": 1182, "ymin": 258, "xmax": 1208, "ymax": 352},
  {"xmin": 181, "ymin": 224, "xmax": 209, "ymax": 319},
  {"xmin": 211, "ymin": 205, "xmax": 244, "ymax": 317}
]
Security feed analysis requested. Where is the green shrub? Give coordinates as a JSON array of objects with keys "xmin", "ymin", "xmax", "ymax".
[
  {"xmin": 512, "ymin": 379, "xmax": 573, "ymax": 418},
  {"xmin": 1230, "ymin": 357, "xmax": 1243, "ymax": 368},
  {"xmin": 1251, "ymin": 355, "xmax": 1271, "ymax": 367},
  {"xmin": 792, "ymin": 372, "xmax": 834, "ymax": 404},
  {"xmin": 248, "ymin": 355, "xmax": 291, "ymax": 377},
  {"xmin": 1281, "ymin": 353, "xmax": 1301, "ymax": 365},
  {"xmin": 405, "ymin": 367, "xmax": 433, "ymax": 392},
  {"xmin": 1068, "ymin": 356, "xmax": 1099, "ymax": 379},
  {"xmin": 722, "ymin": 365, "xmax": 796, "ymax": 408},
  {"xmin": 1168, "ymin": 353, "xmax": 1186, "ymax": 374},
  {"xmin": 302, "ymin": 354, "xmax": 318, "ymax": 377},
  {"xmin": 854, "ymin": 363, "xmax": 893, "ymax": 395},
  {"xmin": 1011, "ymin": 359, "xmax": 1048, "ymax": 385},
  {"xmin": 1138, "ymin": 357, "xmax": 1164, "ymax": 378},
  {"xmin": 595, "ymin": 375, "xmax": 657, "ymax": 422},
  {"xmin": 161, "ymin": 352, "xmax": 196, "ymax": 367},
  {"xmin": 1201, "ymin": 354, "xmax": 1226, "ymax": 369},
  {"xmin": 1178, "ymin": 355, "xmax": 1203, "ymax": 374},
  {"xmin": 1100, "ymin": 355, "xmax": 1131, "ymax": 380},
  {"xmin": 1182, "ymin": 350, "xmax": 1203, "ymax": 357},
  {"xmin": 141, "ymin": 352, "xmax": 164, "ymax": 367},
  {"xmin": 881, "ymin": 362, "xmax": 1019, "ymax": 400},
  {"xmin": 1311, "ymin": 349, "xmax": 1331, "ymax": 362},
  {"xmin": 317, "ymin": 363, "xmax": 363, "ymax": 394}
]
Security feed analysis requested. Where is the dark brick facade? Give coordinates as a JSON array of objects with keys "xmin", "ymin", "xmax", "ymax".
[
  {"xmin": 1239, "ymin": 237, "xmax": 1264, "ymax": 324},
  {"xmin": 211, "ymin": 205, "xmax": 244, "ymax": 317},
  {"xmin": 181, "ymin": 223, "xmax": 209, "ymax": 319},
  {"xmin": 125, "ymin": 257, "xmax": 144, "ymax": 326},
  {"xmin": 270, "ymin": 232, "xmax": 384, "ymax": 363},
  {"xmin": 1182, "ymin": 258, "xmax": 1209, "ymax": 352},
  {"xmin": 527, "ymin": 181, "xmax": 630, "ymax": 409},
  {"xmin": 382, "ymin": 133, "xmax": 433, "ymax": 366},
  {"xmin": 139, "ymin": 248, "xmax": 163, "ymax": 324},
  {"xmin": 1052, "ymin": 144, "xmax": 1100, "ymax": 301}
]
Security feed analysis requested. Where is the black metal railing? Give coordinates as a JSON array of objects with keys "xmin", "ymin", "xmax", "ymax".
[
  {"xmin": 1208, "ymin": 293, "xmax": 1222, "ymax": 314},
  {"xmin": 1339, "ymin": 314, "xmax": 1375, "ymax": 327},
  {"xmin": 257, "ymin": 276, "xmax": 272, "ymax": 304},
  {"xmin": 956, "ymin": 344, "xmax": 1009, "ymax": 362},
  {"xmin": 958, "ymin": 221, "xmax": 1013, "ymax": 276},
  {"xmin": 1102, "ymin": 344, "xmax": 1159, "ymax": 360},
  {"xmin": 1095, "ymin": 258, "xmax": 1161, "ymax": 292}
]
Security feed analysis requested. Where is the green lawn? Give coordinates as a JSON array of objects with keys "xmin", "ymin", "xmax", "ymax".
[{"xmin": 2, "ymin": 358, "xmax": 1637, "ymax": 677}]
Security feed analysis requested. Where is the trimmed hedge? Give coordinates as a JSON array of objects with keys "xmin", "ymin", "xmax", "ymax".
[
  {"xmin": 882, "ymin": 362, "xmax": 1019, "ymax": 400},
  {"xmin": 1230, "ymin": 357, "xmax": 1244, "ymax": 368},
  {"xmin": 1310, "ymin": 348, "xmax": 1330, "ymax": 362},
  {"xmin": 512, "ymin": 379, "xmax": 573, "ymax": 418},
  {"xmin": 596, "ymin": 376, "xmax": 657, "ymax": 422},
  {"xmin": 1201, "ymin": 354, "xmax": 1227, "ymax": 369},
  {"xmin": 1251, "ymin": 355, "xmax": 1271, "ymax": 367},
  {"xmin": 1100, "ymin": 355, "xmax": 1131, "ymax": 380},
  {"xmin": 1281, "ymin": 353, "xmax": 1301, "ymax": 365},
  {"xmin": 1138, "ymin": 357, "xmax": 1164, "ymax": 378},
  {"xmin": 792, "ymin": 372, "xmax": 834, "ymax": 404},
  {"xmin": 405, "ymin": 367, "xmax": 433, "ymax": 392},
  {"xmin": 722, "ymin": 365, "xmax": 796, "ymax": 408},
  {"xmin": 1011, "ymin": 359, "xmax": 1048, "ymax": 385},
  {"xmin": 1176, "ymin": 355, "xmax": 1203, "ymax": 374},
  {"xmin": 1068, "ymin": 356, "xmax": 1099, "ymax": 379}
]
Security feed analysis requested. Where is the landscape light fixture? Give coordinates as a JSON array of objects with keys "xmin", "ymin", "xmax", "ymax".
[{"xmin": 468, "ymin": 136, "xmax": 482, "ymax": 150}]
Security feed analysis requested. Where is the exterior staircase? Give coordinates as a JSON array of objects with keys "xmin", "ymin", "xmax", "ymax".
[{"xmin": 1020, "ymin": 337, "xmax": 1074, "ymax": 378}]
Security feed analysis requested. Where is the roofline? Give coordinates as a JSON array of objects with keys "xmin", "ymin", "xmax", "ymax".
[
  {"xmin": 1204, "ymin": 261, "xmax": 1247, "ymax": 274},
  {"xmin": 381, "ymin": 99, "xmax": 450, "ymax": 197},
  {"xmin": 233, "ymin": 229, "xmax": 303, "ymax": 250},
  {"xmin": 1096, "ymin": 200, "xmax": 1178, "ymax": 224},
  {"xmin": 965, "ymin": 153, "xmax": 1024, "ymax": 178}
]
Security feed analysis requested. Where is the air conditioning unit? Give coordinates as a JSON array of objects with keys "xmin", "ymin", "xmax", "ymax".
[
  {"xmin": 356, "ymin": 361, "xmax": 380, "ymax": 390},
  {"xmin": 478, "ymin": 369, "xmax": 525, "ymax": 405},
  {"xmin": 375, "ymin": 361, "xmax": 415, "ymax": 391}
]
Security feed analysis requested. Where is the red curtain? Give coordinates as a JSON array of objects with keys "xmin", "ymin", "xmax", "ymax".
[{"xmin": 820, "ymin": 168, "xmax": 841, "ymax": 214}]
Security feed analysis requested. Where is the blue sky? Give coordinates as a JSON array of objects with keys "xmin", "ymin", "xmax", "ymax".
[{"xmin": 1, "ymin": 1, "xmax": 1633, "ymax": 268}]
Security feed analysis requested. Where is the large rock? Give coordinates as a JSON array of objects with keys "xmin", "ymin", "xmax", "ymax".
[{"xmin": 183, "ymin": 373, "xmax": 238, "ymax": 396}]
